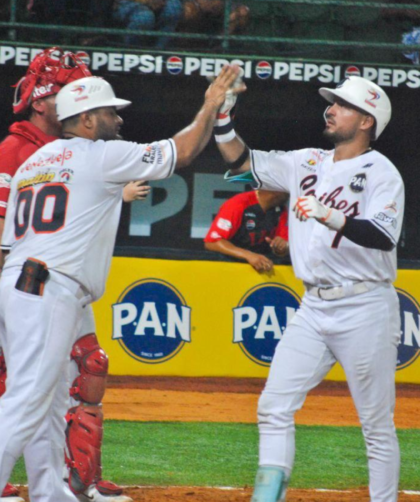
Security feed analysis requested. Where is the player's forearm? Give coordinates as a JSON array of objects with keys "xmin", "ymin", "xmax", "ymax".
[
  {"xmin": 342, "ymin": 218, "xmax": 394, "ymax": 251},
  {"xmin": 205, "ymin": 239, "xmax": 253, "ymax": 261},
  {"xmin": 173, "ymin": 100, "xmax": 219, "ymax": 168},
  {"xmin": 216, "ymin": 135, "xmax": 251, "ymax": 172}
]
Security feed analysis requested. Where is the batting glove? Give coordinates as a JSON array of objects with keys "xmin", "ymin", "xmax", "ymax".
[
  {"xmin": 218, "ymin": 67, "xmax": 245, "ymax": 117},
  {"xmin": 293, "ymin": 195, "xmax": 346, "ymax": 231}
]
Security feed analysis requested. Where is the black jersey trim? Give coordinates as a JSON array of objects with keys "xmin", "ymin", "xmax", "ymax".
[{"xmin": 370, "ymin": 219, "xmax": 397, "ymax": 245}]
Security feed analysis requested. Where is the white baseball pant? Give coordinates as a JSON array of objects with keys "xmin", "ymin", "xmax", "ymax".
[
  {"xmin": 0, "ymin": 269, "xmax": 91, "ymax": 502},
  {"xmin": 258, "ymin": 282, "xmax": 401, "ymax": 502}
]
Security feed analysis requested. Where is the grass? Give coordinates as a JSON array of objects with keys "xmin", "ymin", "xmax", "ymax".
[{"xmin": 10, "ymin": 421, "xmax": 420, "ymax": 490}]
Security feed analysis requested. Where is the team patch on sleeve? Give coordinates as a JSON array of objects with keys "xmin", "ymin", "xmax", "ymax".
[
  {"xmin": 142, "ymin": 144, "xmax": 163, "ymax": 165},
  {"xmin": 0, "ymin": 173, "xmax": 12, "ymax": 189},
  {"xmin": 216, "ymin": 218, "xmax": 232, "ymax": 231},
  {"xmin": 374, "ymin": 212, "xmax": 397, "ymax": 228}
]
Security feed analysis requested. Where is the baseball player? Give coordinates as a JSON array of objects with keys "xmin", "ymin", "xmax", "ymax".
[
  {"xmin": 0, "ymin": 66, "xmax": 241, "ymax": 502},
  {"xmin": 0, "ymin": 47, "xmax": 147, "ymax": 502},
  {"xmin": 215, "ymin": 76, "xmax": 404, "ymax": 502},
  {"xmin": 204, "ymin": 189, "xmax": 289, "ymax": 272}
]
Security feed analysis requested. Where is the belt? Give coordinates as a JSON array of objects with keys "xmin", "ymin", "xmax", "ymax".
[
  {"xmin": 49, "ymin": 270, "xmax": 91, "ymax": 302},
  {"xmin": 305, "ymin": 281, "xmax": 374, "ymax": 301},
  {"xmin": 3, "ymin": 266, "xmax": 91, "ymax": 303}
]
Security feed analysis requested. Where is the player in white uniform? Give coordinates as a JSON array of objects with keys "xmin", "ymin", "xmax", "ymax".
[
  {"xmin": 214, "ymin": 76, "xmax": 404, "ymax": 502},
  {"xmin": 0, "ymin": 67, "xmax": 242, "ymax": 502}
]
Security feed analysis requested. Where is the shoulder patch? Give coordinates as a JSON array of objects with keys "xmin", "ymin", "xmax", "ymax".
[
  {"xmin": 216, "ymin": 218, "xmax": 232, "ymax": 231},
  {"xmin": 0, "ymin": 173, "xmax": 12, "ymax": 189}
]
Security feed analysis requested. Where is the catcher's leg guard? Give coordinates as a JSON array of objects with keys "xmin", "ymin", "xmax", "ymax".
[
  {"xmin": 65, "ymin": 405, "xmax": 103, "ymax": 494},
  {"xmin": 0, "ymin": 348, "xmax": 7, "ymax": 397},
  {"xmin": 66, "ymin": 333, "xmax": 108, "ymax": 494},
  {"xmin": 251, "ymin": 467, "xmax": 288, "ymax": 502},
  {"xmin": 70, "ymin": 333, "xmax": 109, "ymax": 405},
  {"xmin": 1, "ymin": 482, "xmax": 24, "ymax": 501}
]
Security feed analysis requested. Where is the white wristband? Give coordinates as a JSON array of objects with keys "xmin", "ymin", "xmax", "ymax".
[{"xmin": 214, "ymin": 114, "xmax": 236, "ymax": 143}]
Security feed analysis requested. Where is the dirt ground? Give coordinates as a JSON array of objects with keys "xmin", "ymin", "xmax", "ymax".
[
  {"xmin": 104, "ymin": 377, "xmax": 420, "ymax": 429},
  {"xmin": 15, "ymin": 486, "xmax": 420, "ymax": 502},
  {"xmin": 99, "ymin": 377, "xmax": 420, "ymax": 501}
]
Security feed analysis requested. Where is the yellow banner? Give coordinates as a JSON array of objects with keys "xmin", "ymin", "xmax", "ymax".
[{"xmin": 93, "ymin": 258, "xmax": 420, "ymax": 383}]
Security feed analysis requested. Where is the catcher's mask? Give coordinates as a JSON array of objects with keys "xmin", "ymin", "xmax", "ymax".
[{"xmin": 13, "ymin": 46, "xmax": 92, "ymax": 115}]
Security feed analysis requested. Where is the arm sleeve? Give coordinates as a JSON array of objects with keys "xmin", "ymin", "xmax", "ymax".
[
  {"xmin": 250, "ymin": 149, "xmax": 295, "ymax": 193},
  {"xmin": 342, "ymin": 218, "xmax": 394, "ymax": 251},
  {"xmin": 275, "ymin": 208, "xmax": 289, "ymax": 240},
  {"xmin": 100, "ymin": 139, "xmax": 177, "ymax": 184},
  {"xmin": 204, "ymin": 198, "xmax": 243, "ymax": 243},
  {"xmin": 364, "ymin": 167, "xmax": 405, "ymax": 247}
]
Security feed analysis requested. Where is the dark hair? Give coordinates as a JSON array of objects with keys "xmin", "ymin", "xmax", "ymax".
[{"xmin": 61, "ymin": 114, "xmax": 81, "ymax": 130}]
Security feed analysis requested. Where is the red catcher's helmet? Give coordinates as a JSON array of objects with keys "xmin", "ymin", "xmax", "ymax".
[{"xmin": 13, "ymin": 47, "xmax": 92, "ymax": 114}]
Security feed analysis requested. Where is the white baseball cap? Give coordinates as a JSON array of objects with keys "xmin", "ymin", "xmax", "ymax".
[
  {"xmin": 319, "ymin": 76, "xmax": 391, "ymax": 140},
  {"xmin": 56, "ymin": 76, "xmax": 131, "ymax": 121}
]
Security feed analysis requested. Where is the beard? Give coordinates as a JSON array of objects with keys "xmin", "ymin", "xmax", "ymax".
[
  {"xmin": 322, "ymin": 126, "xmax": 356, "ymax": 145},
  {"xmin": 94, "ymin": 117, "xmax": 120, "ymax": 141}
]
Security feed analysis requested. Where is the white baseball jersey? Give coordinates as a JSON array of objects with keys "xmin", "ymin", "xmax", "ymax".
[
  {"xmin": 251, "ymin": 148, "xmax": 405, "ymax": 286},
  {"xmin": 2, "ymin": 137, "xmax": 176, "ymax": 300}
]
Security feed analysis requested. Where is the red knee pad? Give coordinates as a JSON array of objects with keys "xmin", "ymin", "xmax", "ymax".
[
  {"xmin": 65, "ymin": 404, "xmax": 103, "ymax": 494},
  {"xmin": 70, "ymin": 333, "xmax": 108, "ymax": 404}
]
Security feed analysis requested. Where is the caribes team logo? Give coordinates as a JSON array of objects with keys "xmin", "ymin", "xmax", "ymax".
[
  {"xmin": 233, "ymin": 283, "xmax": 301, "ymax": 366},
  {"xmin": 166, "ymin": 56, "xmax": 183, "ymax": 75},
  {"xmin": 365, "ymin": 89, "xmax": 381, "ymax": 108},
  {"xmin": 112, "ymin": 279, "xmax": 191, "ymax": 364},
  {"xmin": 256, "ymin": 61, "xmax": 272, "ymax": 79},
  {"xmin": 396, "ymin": 288, "xmax": 420, "ymax": 370}
]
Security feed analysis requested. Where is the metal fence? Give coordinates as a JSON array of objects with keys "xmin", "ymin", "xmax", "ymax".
[{"xmin": 1, "ymin": 0, "xmax": 420, "ymax": 63}]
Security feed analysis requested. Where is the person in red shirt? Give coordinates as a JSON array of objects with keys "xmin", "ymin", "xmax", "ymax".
[
  {"xmin": 204, "ymin": 189, "xmax": 289, "ymax": 273},
  {"xmin": 0, "ymin": 47, "xmax": 138, "ymax": 502}
]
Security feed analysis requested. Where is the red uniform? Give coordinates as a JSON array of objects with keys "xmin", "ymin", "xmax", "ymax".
[
  {"xmin": 0, "ymin": 121, "xmax": 57, "ymax": 217},
  {"xmin": 204, "ymin": 191, "xmax": 288, "ymax": 254}
]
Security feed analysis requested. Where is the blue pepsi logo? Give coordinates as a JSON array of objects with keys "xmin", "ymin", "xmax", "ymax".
[
  {"xmin": 396, "ymin": 288, "xmax": 420, "ymax": 370},
  {"xmin": 112, "ymin": 279, "xmax": 191, "ymax": 363},
  {"xmin": 166, "ymin": 56, "xmax": 183, "ymax": 75},
  {"xmin": 233, "ymin": 283, "xmax": 301, "ymax": 366},
  {"xmin": 256, "ymin": 61, "xmax": 272, "ymax": 80}
]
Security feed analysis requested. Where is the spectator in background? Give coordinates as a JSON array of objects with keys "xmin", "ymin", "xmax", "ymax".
[
  {"xmin": 113, "ymin": 0, "xmax": 183, "ymax": 49},
  {"xmin": 204, "ymin": 190, "xmax": 289, "ymax": 273},
  {"xmin": 181, "ymin": 0, "xmax": 250, "ymax": 40}
]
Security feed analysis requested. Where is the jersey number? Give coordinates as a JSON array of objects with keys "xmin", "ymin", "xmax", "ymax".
[{"xmin": 15, "ymin": 184, "xmax": 69, "ymax": 239}]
